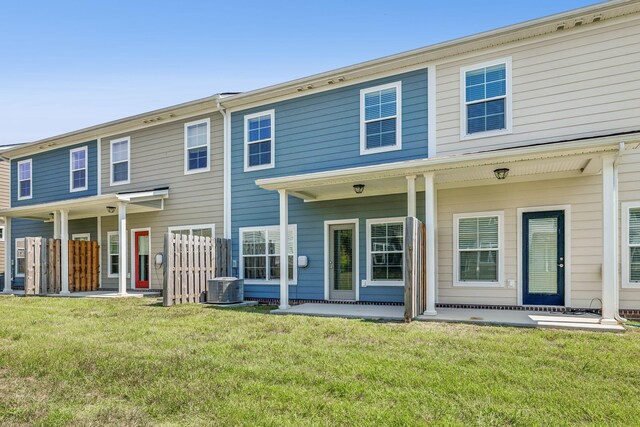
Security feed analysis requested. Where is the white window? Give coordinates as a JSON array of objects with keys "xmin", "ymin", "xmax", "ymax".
[
  {"xmin": 107, "ymin": 231, "xmax": 119, "ymax": 278},
  {"xmin": 15, "ymin": 238, "xmax": 25, "ymax": 277},
  {"xmin": 239, "ymin": 225, "xmax": 296, "ymax": 284},
  {"xmin": 460, "ymin": 58, "xmax": 512, "ymax": 139},
  {"xmin": 69, "ymin": 146, "xmax": 88, "ymax": 192},
  {"xmin": 72, "ymin": 233, "xmax": 91, "ymax": 241},
  {"xmin": 622, "ymin": 203, "xmax": 640, "ymax": 288},
  {"xmin": 244, "ymin": 110, "xmax": 275, "ymax": 171},
  {"xmin": 17, "ymin": 159, "xmax": 32, "ymax": 200},
  {"xmin": 168, "ymin": 224, "xmax": 215, "ymax": 238},
  {"xmin": 453, "ymin": 212, "xmax": 504, "ymax": 287},
  {"xmin": 365, "ymin": 218, "xmax": 405, "ymax": 286},
  {"xmin": 360, "ymin": 81, "xmax": 402, "ymax": 155},
  {"xmin": 0, "ymin": 226, "xmax": 4, "ymax": 241},
  {"xmin": 184, "ymin": 118, "xmax": 210, "ymax": 174},
  {"xmin": 110, "ymin": 137, "xmax": 130, "ymax": 185}
]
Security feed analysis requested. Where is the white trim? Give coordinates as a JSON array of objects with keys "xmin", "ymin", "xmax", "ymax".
[
  {"xmin": 17, "ymin": 158, "xmax": 32, "ymax": 201},
  {"xmin": 130, "ymin": 227, "xmax": 151, "ymax": 289},
  {"xmin": 71, "ymin": 233, "xmax": 91, "ymax": 241},
  {"xmin": 168, "ymin": 223, "xmax": 215, "ymax": 237},
  {"xmin": 427, "ymin": 65, "xmax": 436, "ymax": 158},
  {"xmin": 222, "ymin": 109, "xmax": 231, "ymax": 239},
  {"xmin": 516, "ymin": 205, "xmax": 572, "ymax": 307},
  {"xmin": 238, "ymin": 224, "xmax": 297, "ymax": 286},
  {"xmin": 459, "ymin": 57, "xmax": 512, "ymax": 140},
  {"xmin": 97, "ymin": 216, "xmax": 102, "ymax": 287},
  {"xmin": 96, "ymin": 138, "xmax": 102, "ymax": 195},
  {"xmin": 109, "ymin": 137, "xmax": 131, "ymax": 186},
  {"xmin": 107, "ymin": 231, "xmax": 120, "ymax": 279},
  {"xmin": 324, "ymin": 219, "xmax": 360, "ymax": 301},
  {"xmin": 621, "ymin": 201, "xmax": 640, "ymax": 289},
  {"xmin": 359, "ymin": 81, "xmax": 402, "ymax": 155},
  {"xmin": 184, "ymin": 118, "xmax": 211, "ymax": 175},
  {"xmin": 453, "ymin": 211, "xmax": 505, "ymax": 288},
  {"xmin": 364, "ymin": 217, "xmax": 405, "ymax": 287},
  {"xmin": 0, "ymin": 225, "xmax": 4, "ymax": 242},
  {"xmin": 244, "ymin": 109, "xmax": 275, "ymax": 172},
  {"xmin": 14, "ymin": 237, "xmax": 25, "ymax": 278},
  {"xmin": 69, "ymin": 146, "xmax": 88, "ymax": 192}
]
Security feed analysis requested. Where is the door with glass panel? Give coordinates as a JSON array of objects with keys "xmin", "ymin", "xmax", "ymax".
[
  {"xmin": 523, "ymin": 211, "xmax": 565, "ymax": 306},
  {"xmin": 329, "ymin": 224, "xmax": 356, "ymax": 301},
  {"xmin": 134, "ymin": 230, "xmax": 150, "ymax": 289}
]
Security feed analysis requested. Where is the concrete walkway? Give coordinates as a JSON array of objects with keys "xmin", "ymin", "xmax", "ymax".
[
  {"xmin": 2, "ymin": 290, "xmax": 160, "ymax": 298},
  {"xmin": 272, "ymin": 303, "xmax": 625, "ymax": 332}
]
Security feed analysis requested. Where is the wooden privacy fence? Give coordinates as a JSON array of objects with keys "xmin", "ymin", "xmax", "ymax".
[
  {"xmin": 24, "ymin": 237, "xmax": 100, "ymax": 295},
  {"xmin": 163, "ymin": 233, "xmax": 231, "ymax": 306},
  {"xmin": 404, "ymin": 217, "xmax": 427, "ymax": 322}
]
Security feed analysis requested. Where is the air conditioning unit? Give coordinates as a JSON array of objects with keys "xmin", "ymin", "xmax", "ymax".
[{"xmin": 206, "ymin": 277, "xmax": 243, "ymax": 304}]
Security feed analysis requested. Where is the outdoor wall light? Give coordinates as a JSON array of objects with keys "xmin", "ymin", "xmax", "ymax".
[
  {"xmin": 493, "ymin": 168, "xmax": 510, "ymax": 180},
  {"xmin": 106, "ymin": 206, "xmax": 116, "ymax": 214},
  {"xmin": 353, "ymin": 184, "xmax": 365, "ymax": 194}
]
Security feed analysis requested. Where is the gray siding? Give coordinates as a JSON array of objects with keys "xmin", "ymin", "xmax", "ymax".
[
  {"xmin": 100, "ymin": 112, "xmax": 224, "ymax": 289},
  {"xmin": 0, "ymin": 161, "xmax": 8, "ymax": 274}
]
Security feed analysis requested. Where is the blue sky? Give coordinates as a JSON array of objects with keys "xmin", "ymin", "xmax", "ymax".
[{"xmin": 0, "ymin": 0, "xmax": 599, "ymax": 146}]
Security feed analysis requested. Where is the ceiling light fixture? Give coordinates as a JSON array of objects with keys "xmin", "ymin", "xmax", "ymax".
[
  {"xmin": 493, "ymin": 168, "xmax": 510, "ymax": 180},
  {"xmin": 353, "ymin": 184, "xmax": 365, "ymax": 194}
]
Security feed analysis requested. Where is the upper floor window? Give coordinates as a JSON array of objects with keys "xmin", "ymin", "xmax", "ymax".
[
  {"xmin": 453, "ymin": 211, "xmax": 504, "ymax": 287},
  {"xmin": 184, "ymin": 118, "xmax": 210, "ymax": 174},
  {"xmin": 460, "ymin": 58, "xmax": 512, "ymax": 139},
  {"xmin": 244, "ymin": 110, "xmax": 275, "ymax": 171},
  {"xmin": 69, "ymin": 146, "xmax": 88, "ymax": 192},
  {"xmin": 360, "ymin": 82, "xmax": 402, "ymax": 155},
  {"xmin": 110, "ymin": 137, "xmax": 130, "ymax": 185},
  {"xmin": 17, "ymin": 159, "xmax": 32, "ymax": 200}
]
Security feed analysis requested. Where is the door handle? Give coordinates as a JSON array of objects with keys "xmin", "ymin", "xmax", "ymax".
[{"xmin": 558, "ymin": 263, "xmax": 564, "ymax": 268}]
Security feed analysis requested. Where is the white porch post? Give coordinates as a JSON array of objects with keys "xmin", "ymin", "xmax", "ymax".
[
  {"xmin": 601, "ymin": 155, "xmax": 619, "ymax": 324},
  {"xmin": 424, "ymin": 173, "xmax": 437, "ymax": 315},
  {"xmin": 53, "ymin": 211, "xmax": 60, "ymax": 239},
  {"xmin": 118, "ymin": 202, "xmax": 128, "ymax": 296},
  {"xmin": 3, "ymin": 217, "xmax": 11, "ymax": 293},
  {"xmin": 406, "ymin": 175, "xmax": 417, "ymax": 217},
  {"xmin": 278, "ymin": 189, "xmax": 290, "ymax": 310},
  {"xmin": 59, "ymin": 209, "xmax": 70, "ymax": 295}
]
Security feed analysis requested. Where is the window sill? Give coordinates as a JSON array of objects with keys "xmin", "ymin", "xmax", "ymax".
[
  {"xmin": 460, "ymin": 128, "xmax": 512, "ymax": 141},
  {"xmin": 360, "ymin": 144, "xmax": 402, "ymax": 156},
  {"xmin": 110, "ymin": 180, "xmax": 130, "ymax": 186},
  {"xmin": 70, "ymin": 187, "xmax": 88, "ymax": 193},
  {"xmin": 622, "ymin": 282, "xmax": 640, "ymax": 289},
  {"xmin": 242, "ymin": 280, "xmax": 297, "ymax": 286},
  {"xmin": 17, "ymin": 196, "xmax": 32, "ymax": 201},
  {"xmin": 184, "ymin": 167, "xmax": 210, "ymax": 176},
  {"xmin": 107, "ymin": 274, "xmax": 119, "ymax": 279},
  {"xmin": 361, "ymin": 280, "xmax": 404, "ymax": 287},
  {"xmin": 453, "ymin": 281, "xmax": 504, "ymax": 288},
  {"xmin": 244, "ymin": 163, "xmax": 275, "ymax": 173}
]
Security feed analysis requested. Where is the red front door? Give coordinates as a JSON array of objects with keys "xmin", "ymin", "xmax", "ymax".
[{"xmin": 135, "ymin": 231, "xmax": 150, "ymax": 289}]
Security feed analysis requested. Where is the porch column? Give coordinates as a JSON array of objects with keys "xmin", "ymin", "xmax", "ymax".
[
  {"xmin": 406, "ymin": 175, "xmax": 417, "ymax": 217},
  {"xmin": 601, "ymin": 155, "xmax": 619, "ymax": 324},
  {"xmin": 423, "ymin": 173, "xmax": 437, "ymax": 315},
  {"xmin": 59, "ymin": 209, "xmax": 70, "ymax": 295},
  {"xmin": 2, "ymin": 217, "xmax": 11, "ymax": 293},
  {"xmin": 278, "ymin": 189, "xmax": 290, "ymax": 310},
  {"xmin": 53, "ymin": 211, "xmax": 60, "ymax": 239},
  {"xmin": 118, "ymin": 202, "xmax": 128, "ymax": 296}
]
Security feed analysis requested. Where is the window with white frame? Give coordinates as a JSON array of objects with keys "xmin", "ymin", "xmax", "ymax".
[
  {"xmin": 72, "ymin": 233, "xmax": 91, "ymax": 241},
  {"xmin": 366, "ymin": 218, "xmax": 404, "ymax": 285},
  {"xmin": 454, "ymin": 212, "xmax": 503, "ymax": 286},
  {"xmin": 360, "ymin": 82, "xmax": 402, "ymax": 154},
  {"xmin": 184, "ymin": 119, "xmax": 210, "ymax": 173},
  {"xmin": 70, "ymin": 146, "xmax": 88, "ymax": 191},
  {"xmin": 461, "ymin": 58, "xmax": 511, "ymax": 137},
  {"xmin": 15, "ymin": 238, "xmax": 25, "ymax": 277},
  {"xmin": 17, "ymin": 159, "xmax": 32, "ymax": 200},
  {"xmin": 107, "ymin": 232, "xmax": 119, "ymax": 277},
  {"xmin": 623, "ymin": 205, "xmax": 640, "ymax": 288},
  {"xmin": 244, "ymin": 110, "xmax": 275, "ymax": 171},
  {"xmin": 110, "ymin": 137, "xmax": 130, "ymax": 185},
  {"xmin": 169, "ymin": 224, "xmax": 215, "ymax": 238},
  {"xmin": 240, "ymin": 225, "xmax": 296, "ymax": 284}
]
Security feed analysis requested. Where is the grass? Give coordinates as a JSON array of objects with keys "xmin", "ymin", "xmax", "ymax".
[{"xmin": 0, "ymin": 296, "xmax": 638, "ymax": 426}]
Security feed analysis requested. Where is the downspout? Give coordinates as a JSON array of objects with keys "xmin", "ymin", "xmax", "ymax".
[
  {"xmin": 614, "ymin": 142, "xmax": 626, "ymax": 323},
  {"xmin": 217, "ymin": 99, "xmax": 232, "ymax": 240}
]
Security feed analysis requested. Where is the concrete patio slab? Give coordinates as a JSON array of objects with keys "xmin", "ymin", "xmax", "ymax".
[{"xmin": 272, "ymin": 303, "xmax": 404, "ymax": 320}]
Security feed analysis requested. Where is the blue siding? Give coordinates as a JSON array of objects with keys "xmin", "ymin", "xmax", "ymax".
[
  {"xmin": 232, "ymin": 192, "xmax": 425, "ymax": 303},
  {"xmin": 230, "ymin": 69, "xmax": 431, "ymax": 303},
  {"xmin": 10, "ymin": 218, "xmax": 97, "ymax": 289},
  {"xmin": 11, "ymin": 141, "xmax": 98, "ymax": 207}
]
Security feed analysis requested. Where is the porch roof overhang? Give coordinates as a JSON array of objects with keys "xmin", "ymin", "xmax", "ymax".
[
  {"xmin": 0, "ymin": 188, "xmax": 169, "ymax": 221},
  {"xmin": 256, "ymin": 133, "xmax": 640, "ymax": 202}
]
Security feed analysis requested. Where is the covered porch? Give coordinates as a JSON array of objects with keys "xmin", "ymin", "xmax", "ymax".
[
  {"xmin": 257, "ymin": 135, "xmax": 637, "ymax": 326},
  {"xmin": 0, "ymin": 188, "xmax": 168, "ymax": 296}
]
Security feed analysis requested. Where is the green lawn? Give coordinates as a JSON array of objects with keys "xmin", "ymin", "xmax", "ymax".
[{"xmin": 0, "ymin": 296, "xmax": 638, "ymax": 426}]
